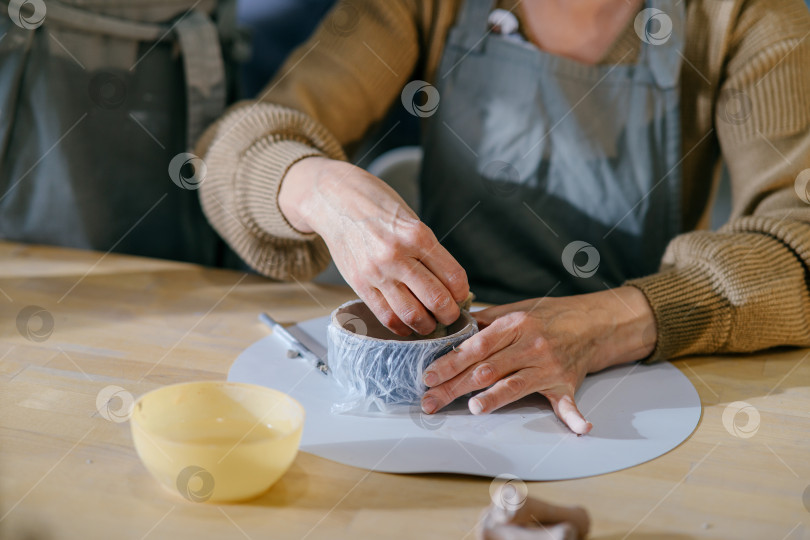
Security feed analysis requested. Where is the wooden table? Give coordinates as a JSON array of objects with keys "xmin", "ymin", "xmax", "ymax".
[{"xmin": 1, "ymin": 242, "xmax": 808, "ymax": 540}]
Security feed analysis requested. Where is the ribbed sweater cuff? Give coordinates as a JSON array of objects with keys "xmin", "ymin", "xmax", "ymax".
[
  {"xmin": 235, "ymin": 138, "xmax": 324, "ymax": 242},
  {"xmin": 625, "ymin": 265, "xmax": 731, "ymax": 363}
]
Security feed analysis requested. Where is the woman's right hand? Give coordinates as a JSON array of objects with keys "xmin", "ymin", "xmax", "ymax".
[{"xmin": 279, "ymin": 156, "xmax": 470, "ymax": 336}]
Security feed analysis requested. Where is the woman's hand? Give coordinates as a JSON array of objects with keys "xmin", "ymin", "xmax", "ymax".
[
  {"xmin": 279, "ymin": 156, "xmax": 470, "ymax": 336},
  {"xmin": 420, "ymin": 286, "xmax": 657, "ymax": 434}
]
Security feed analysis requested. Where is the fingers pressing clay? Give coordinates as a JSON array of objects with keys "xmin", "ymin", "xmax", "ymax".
[{"xmin": 424, "ymin": 291, "xmax": 475, "ymax": 339}]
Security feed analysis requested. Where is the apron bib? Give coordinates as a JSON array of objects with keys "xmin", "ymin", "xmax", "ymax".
[
  {"xmin": 420, "ymin": 0, "xmax": 684, "ymax": 303},
  {"xmin": 0, "ymin": 0, "xmax": 245, "ymax": 266}
]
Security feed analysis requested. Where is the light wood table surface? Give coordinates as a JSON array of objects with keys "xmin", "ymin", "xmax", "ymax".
[{"xmin": 1, "ymin": 241, "xmax": 809, "ymax": 540}]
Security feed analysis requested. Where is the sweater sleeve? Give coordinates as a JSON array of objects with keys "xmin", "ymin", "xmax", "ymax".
[
  {"xmin": 627, "ymin": 0, "xmax": 810, "ymax": 362},
  {"xmin": 196, "ymin": 0, "xmax": 422, "ymax": 280}
]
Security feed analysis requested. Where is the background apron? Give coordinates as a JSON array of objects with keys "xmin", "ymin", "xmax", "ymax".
[
  {"xmin": 420, "ymin": 0, "xmax": 685, "ymax": 303},
  {"xmin": 0, "ymin": 0, "xmax": 247, "ymax": 266}
]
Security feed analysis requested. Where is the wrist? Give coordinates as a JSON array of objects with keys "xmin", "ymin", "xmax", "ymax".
[
  {"xmin": 589, "ymin": 286, "xmax": 657, "ymax": 372},
  {"xmin": 278, "ymin": 156, "xmax": 333, "ymax": 234}
]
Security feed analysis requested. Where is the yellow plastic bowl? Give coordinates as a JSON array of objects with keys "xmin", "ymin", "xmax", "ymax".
[{"xmin": 130, "ymin": 381, "xmax": 304, "ymax": 503}]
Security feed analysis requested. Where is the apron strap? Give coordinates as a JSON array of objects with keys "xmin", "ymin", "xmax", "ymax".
[
  {"xmin": 638, "ymin": 0, "xmax": 686, "ymax": 89},
  {"xmin": 174, "ymin": 10, "xmax": 227, "ymax": 148},
  {"xmin": 40, "ymin": 0, "xmax": 228, "ymax": 148},
  {"xmin": 454, "ymin": 0, "xmax": 496, "ymax": 52}
]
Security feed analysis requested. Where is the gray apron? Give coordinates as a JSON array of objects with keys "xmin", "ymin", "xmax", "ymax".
[
  {"xmin": 420, "ymin": 0, "xmax": 684, "ymax": 303},
  {"xmin": 0, "ymin": 0, "xmax": 246, "ymax": 266}
]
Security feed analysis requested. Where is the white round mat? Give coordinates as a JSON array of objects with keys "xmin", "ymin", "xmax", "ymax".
[{"xmin": 228, "ymin": 315, "xmax": 702, "ymax": 480}]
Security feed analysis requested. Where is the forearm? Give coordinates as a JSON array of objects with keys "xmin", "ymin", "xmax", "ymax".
[
  {"xmin": 583, "ymin": 286, "xmax": 656, "ymax": 372},
  {"xmin": 278, "ymin": 156, "xmax": 326, "ymax": 234},
  {"xmin": 628, "ymin": 212, "xmax": 810, "ymax": 362},
  {"xmin": 279, "ymin": 156, "xmax": 420, "ymax": 239}
]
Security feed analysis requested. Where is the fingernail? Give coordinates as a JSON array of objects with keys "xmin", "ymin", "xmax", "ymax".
[
  {"xmin": 421, "ymin": 397, "xmax": 438, "ymax": 414},
  {"xmin": 423, "ymin": 371, "xmax": 438, "ymax": 387},
  {"xmin": 576, "ymin": 419, "xmax": 593, "ymax": 436},
  {"xmin": 469, "ymin": 397, "xmax": 484, "ymax": 415}
]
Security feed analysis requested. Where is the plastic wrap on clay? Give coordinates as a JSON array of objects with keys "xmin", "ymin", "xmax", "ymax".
[{"xmin": 327, "ymin": 299, "xmax": 478, "ymax": 414}]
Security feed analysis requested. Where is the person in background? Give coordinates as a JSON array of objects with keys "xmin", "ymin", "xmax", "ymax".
[
  {"xmin": 0, "ymin": 0, "xmax": 242, "ymax": 265},
  {"xmin": 0, "ymin": 0, "xmax": 331, "ymax": 268},
  {"xmin": 197, "ymin": 0, "xmax": 810, "ymax": 434}
]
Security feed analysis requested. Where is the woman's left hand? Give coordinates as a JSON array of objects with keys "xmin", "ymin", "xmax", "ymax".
[{"xmin": 420, "ymin": 286, "xmax": 657, "ymax": 434}]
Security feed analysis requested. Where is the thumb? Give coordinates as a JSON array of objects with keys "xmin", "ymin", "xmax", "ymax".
[{"xmin": 548, "ymin": 393, "xmax": 592, "ymax": 435}]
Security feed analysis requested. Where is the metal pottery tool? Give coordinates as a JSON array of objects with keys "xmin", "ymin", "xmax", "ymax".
[{"xmin": 259, "ymin": 312, "xmax": 330, "ymax": 375}]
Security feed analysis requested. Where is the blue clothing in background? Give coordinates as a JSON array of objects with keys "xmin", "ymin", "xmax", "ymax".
[
  {"xmin": 236, "ymin": 0, "xmax": 419, "ymax": 162},
  {"xmin": 237, "ymin": 0, "xmax": 336, "ymax": 98}
]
